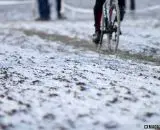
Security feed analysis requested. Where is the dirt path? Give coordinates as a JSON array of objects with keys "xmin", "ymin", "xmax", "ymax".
[{"xmin": 22, "ymin": 29, "xmax": 160, "ymax": 65}]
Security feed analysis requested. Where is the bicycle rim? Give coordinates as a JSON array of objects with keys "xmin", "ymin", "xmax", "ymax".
[
  {"xmin": 98, "ymin": 3, "xmax": 106, "ymax": 52},
  {"xmin": 99, "ymin": 12, "xmax": 105, "ymax": 47},
  {"xmin": 108, "ymin": 0, "xmax": 120, "ymax": 53},
  {"xmin": 107, "ymin": 0, "xmax": 113, "ymax": 52},
  {"xmin": 114, "ymin": 0, "xmax": 120, "ymax": 52}
]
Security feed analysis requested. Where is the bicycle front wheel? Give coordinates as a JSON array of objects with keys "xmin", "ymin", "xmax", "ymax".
[{"xmin": 107, "ymin": 0, "xmax": 120, "ymax": 52}]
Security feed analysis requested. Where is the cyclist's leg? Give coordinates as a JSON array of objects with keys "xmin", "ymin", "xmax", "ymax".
[
  {"xmin": 118, "ymin": 0, "xmax": 126, "ymax": 21},
  {"xmin": 94, "ymin": 0, "xmax": 105, "ymax": 32},
  {"xmin": 93, "ymin": 0, "xmax": 105, "ymax": 44}
]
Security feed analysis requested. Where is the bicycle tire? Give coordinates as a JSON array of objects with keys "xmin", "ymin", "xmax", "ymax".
[
  {"xmin": 107, "ymin": 0, "xmax": 112, "ymax": 51},
  {"xmin": 114, "ymin": 0, "xmax": 120, "ymax": 52},
  {"xmin": 99, "ymin": 0, "xmax": 120, "ymax": 53},
  {"xmin": 99, "ymin": 0, "xmax": 109, "ymax": 51},
  {"xmin": 108, "ymin": 0, "xmax": 120, "ymax": 52},
  {"xmin": 100, "ymin": 0, "xmax": 120, "ymax": 52}
]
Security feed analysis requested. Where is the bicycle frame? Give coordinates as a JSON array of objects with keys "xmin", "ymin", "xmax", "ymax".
[{"xmin": 99, "ymin": 0, "xmax": 120, "ymax": 52}]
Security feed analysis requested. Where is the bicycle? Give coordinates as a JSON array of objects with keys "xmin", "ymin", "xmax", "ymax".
[{"xmin": 98, "ymin": 0, "xmax": 121, "ymax": 53}]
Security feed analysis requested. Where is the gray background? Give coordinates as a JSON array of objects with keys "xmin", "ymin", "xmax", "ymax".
[{"xmin": 0, "ymin": 0, "xmax": 160, "ymax": 21}]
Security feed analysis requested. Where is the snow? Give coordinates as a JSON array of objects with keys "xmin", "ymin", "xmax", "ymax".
[
  {"xmin": 0, "ymin": 27, "xmax": 160, "ymax": 130},
  {"xmin": 1, "ymin": 17, "xmax": 160, "ymax": 57},
  {"xmin": 0, "ymin": 1, "xmax": 160, "ymax": 130}
]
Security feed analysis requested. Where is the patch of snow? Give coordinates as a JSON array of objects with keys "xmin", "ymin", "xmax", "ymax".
[{"xmin": 0, "ymin": 29, "xmax": 160, "ymax": 130}]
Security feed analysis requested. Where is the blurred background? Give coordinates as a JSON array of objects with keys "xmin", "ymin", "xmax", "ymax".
[{"xmin": 0, "ymin": 0, "xmax": 160, "ymax": 21}]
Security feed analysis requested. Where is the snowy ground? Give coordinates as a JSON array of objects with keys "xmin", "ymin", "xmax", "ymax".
[
  {"xmin": 0, "ymin": 1, "xmax": 160, "ymax": 130},
  {"xmin": 1, "ymin": 18, "xmax": 160, "ymax": 60},
  {"xmin": 0, "ymin": 28, "xmax": 160, "ymax": 130}
]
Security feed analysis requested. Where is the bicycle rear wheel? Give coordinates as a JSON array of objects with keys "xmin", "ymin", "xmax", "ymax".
[
  {"xmin": 114, "ymin": 0, "xmax": 120, "ymax": 52},
  {"xmin": 98, "ymin": 0, "xmax": 108, "ymax": 51},
  {"xmin": 107, "ymin": 0, "xmax": 120, "ymax": 52}
]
